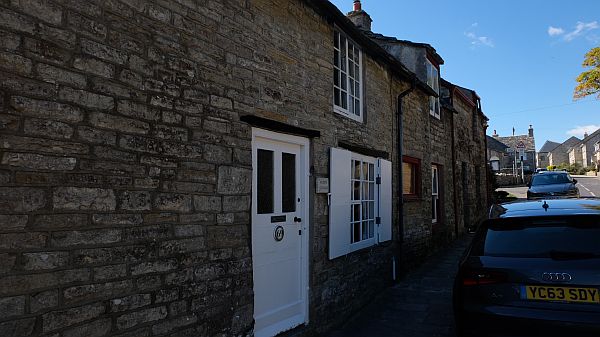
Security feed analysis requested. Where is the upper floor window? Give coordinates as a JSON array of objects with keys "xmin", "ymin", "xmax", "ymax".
[
  {"xmin": 426, "ymin": 59, "xmax": 440, "ymax": 119},
  {"xmin": 334, "ymin": 30, "xmax": 362, "ymax": 122}
]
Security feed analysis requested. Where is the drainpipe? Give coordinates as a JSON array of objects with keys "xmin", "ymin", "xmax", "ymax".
[{"xmin": 396, "ymin": 80, "xmax": 415, "ymax": 270}]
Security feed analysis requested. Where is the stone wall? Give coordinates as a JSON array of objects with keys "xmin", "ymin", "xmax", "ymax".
[
  {"xmin": 0, "ymin": 0, "xmax": 417, "ymax": 336},
  {"xmin": 452, "ymin": 97, "xmax": 489, "ymax": 232},
  {"xmin": 429, "ymin": 106, "xmax": 456, "ymax": 248}
]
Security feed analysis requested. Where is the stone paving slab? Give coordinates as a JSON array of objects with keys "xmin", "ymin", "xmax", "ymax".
[{"xmin": 326, "ymin": 236, "xmax": 473, "ymax": 337}]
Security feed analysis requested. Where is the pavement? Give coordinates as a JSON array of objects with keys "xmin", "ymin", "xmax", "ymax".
[{"xmin": 326, "ymin": 235, "xmax": 473, "ymax": 337}]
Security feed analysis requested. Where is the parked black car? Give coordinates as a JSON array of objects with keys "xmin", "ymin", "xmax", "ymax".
[
  {"xmin": 454, "ymin": 198, "xmax": 600, "ymax": 337},
  {"xmin": 527, "ymin": 171, "xmax": 579, "ymax": 200}
]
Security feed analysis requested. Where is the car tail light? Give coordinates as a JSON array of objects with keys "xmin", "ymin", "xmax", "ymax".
[{"xmin": 461, "ymin": 268, "xmax": 507, "ymax": 286}]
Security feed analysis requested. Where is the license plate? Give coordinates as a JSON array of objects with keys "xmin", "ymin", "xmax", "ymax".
[{"xmin": 523, "ymin": 285, "xmax": 600, "ymax": 304}]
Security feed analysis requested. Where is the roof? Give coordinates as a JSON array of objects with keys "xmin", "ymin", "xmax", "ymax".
[
  {"xmin": 489, "ymin": 198, "xmax": 600, "ymax": 218},
  {"xmin": 302, "ymin": 0, "xmax": 436, "ymax": 96},
  {"xmin": 559, "ymin": 136, "xmax": 582, "ymax": 151},
  {"xmin": 539, "ymin": 140, "xmax": 561, "ymax": 153},
  {"xmin": 487, "ymin": 135, "xmax": 508, "ymax": 152},
  {"xmin": 582, "ymin": 128, "xmax": 600, "ymax": 144},
  {"xmin": 496, "ymin": 135, "xmax": 536, "ymax": 151},
  {"xmin": 361, "ymin": 31, "xmax": 444, "ymax": 65},
  {"xmin": 440, "ymin": 78, "xmax": 489, "ymax": 121}
]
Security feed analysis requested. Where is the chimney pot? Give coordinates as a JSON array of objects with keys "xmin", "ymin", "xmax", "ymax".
[{"xmin": 347, "ymin": 0, "xmax": 372, "ymax": 31}]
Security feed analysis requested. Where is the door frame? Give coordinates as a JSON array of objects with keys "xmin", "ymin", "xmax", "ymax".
[{"xmin": 251, "ymin": 127, "xmax": 311, "ymax": 331}]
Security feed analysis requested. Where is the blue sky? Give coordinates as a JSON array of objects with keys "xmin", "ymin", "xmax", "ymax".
[{"xmin": 330, "ymin": 0, "xmax": 600, "ymax": 150}]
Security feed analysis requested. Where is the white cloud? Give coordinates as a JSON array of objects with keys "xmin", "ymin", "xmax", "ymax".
[
  {"xmin": 465, "ymin": 30, "xmax": 495, "ymax": 48},
  {"xmin": 548, "ymin": 26, "xmax": 564, "ymax": 36},
  {"xmin": 566, "ymin": 125, "xmax": 600, "ymax": 138},
  {"xmin": 550, "ymin": 21, "xmax": 599, "ymax": 42}
]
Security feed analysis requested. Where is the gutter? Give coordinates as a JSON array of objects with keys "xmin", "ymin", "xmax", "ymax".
[{"xmin": 396, "ymin": 80, "xmax": 416, "ymax": 271}]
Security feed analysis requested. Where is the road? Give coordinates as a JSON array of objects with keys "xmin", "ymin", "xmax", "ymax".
[{"xmin": 498, "ymin": 175, "xmax": 600, "ymax": 200}]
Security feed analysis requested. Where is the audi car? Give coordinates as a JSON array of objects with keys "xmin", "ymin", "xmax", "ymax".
[
  {"xmin": 454, "ymin": 198, "xmax": 600, "ymax": 337},
  {"xmin": 527, "ymin": 171, "xmax": 580, "ymax": 200}
]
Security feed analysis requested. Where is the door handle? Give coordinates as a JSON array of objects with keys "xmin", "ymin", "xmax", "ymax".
[{"xmin": 294, "ymin": 217, "xmax": 302, "ymax": 223}]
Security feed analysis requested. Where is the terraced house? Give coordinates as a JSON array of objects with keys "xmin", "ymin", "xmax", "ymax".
[{"xmin": 0, "ymin": 0, "xmax": 489, "ymax": 336}]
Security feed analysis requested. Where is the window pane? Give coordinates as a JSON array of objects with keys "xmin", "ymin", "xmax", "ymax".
[
  {"xmin": 334, "ymin": 31, "xmax": 340, "ymax": 49},
  {"xmin": 334, "ymin": 88, "xmax": 340, "ymax": 106},
  {"xmin": 368, "ymin": 220, "xmax": 374, "ymax": 238},
  {"xmin": 362, "ymin": 183, "xmax": 368, "ymax": 202},
  {"xmin": 341, "ymin": 91, "xmax": 347, "ymax": 109},
  {"xmin": 369, "ymin": 182, "xmax": 374, "ymax": 200},
  {"xmin": 353, "ymin": 160, "xmax": 361, "ymax": 179},
  {"xmin": 282, "ymin": 152, "xmax": 296, "ymax": 213},
  {"xmin": 362, "ymin": 201, "xmax": 368, "ymax": 220},
  {"xmin": 369, "ymin": 164, "xmax": 374, "ymax": 180},
  {"xmin": 352, "ymin": 222, "xmax": 360, "ymax": 243},
  {"xmin": 361, "ymin": 162, "xmax": 368, "ymax": 180},
  {"xmin": 257, "ymin": 150, "xmax": 274, "ymax": 214},
  {"xmin": 334, "ymin": 67, "xmax": 339, "ymax": 87},
  {"xmin": 354, "ymin": 99, "xmax": 360, "ymax": 116},
  {"xmin": 362, "ymin": 220, "xmax": 368, "ymax": 240},
  {"xmin": 353, "ymin": 204, "xmax": 360, "ymax": 222},
  {"xmin": 402, "ymin": 162, "xmax": 415, "ymax": 195},
  {"xmin": 353, "ymin": 181, "xmax": 360, "ymax": 200}
]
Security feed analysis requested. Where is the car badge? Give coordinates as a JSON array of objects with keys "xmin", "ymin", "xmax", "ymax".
[{"xmin": 542, "ymin": 272, "xmax": 572, "ymax": 282}]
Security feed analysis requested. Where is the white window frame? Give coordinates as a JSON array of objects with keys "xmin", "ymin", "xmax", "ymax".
[
  {"xmin": 350, "ymin": 154, "xmax": 377, "ymax": 250},
  {"xmin": 431, "ymin": 165, "xmax": 439, "ymax": 224},
  {"xmin": 426, "ymin": 59, "xmax": 440, "ymax": 119},
  {"xmin": 329, "ymin": 148, "xmax": 392, "ymax": 259},
  {"xmin": 333, "ymin": 29, "xmax": 363, "ymax": 122}
]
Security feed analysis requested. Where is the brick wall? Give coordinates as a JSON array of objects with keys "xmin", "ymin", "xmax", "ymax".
[{"xmin": 0, "ymin": 0, "xmax": 415, "ymax": 336}]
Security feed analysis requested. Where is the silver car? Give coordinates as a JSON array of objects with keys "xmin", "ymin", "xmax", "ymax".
[{"xmin": 454, "ymin": 199, "xmax": 600, "ymax": 337}]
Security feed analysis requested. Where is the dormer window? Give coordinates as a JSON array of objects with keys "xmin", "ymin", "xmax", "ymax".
[
  {"xmin": 426, "ymin": 59, "xmax": 440, "ymax": 119},
  {"xmin": 334, "ymin": 30, "xmax": 363, "ymax": 122}
]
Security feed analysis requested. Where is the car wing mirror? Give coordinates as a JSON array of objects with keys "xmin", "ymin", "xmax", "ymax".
[{"xmin": 573, "ymin": 179, "xmax": 577, "ymax": 184}]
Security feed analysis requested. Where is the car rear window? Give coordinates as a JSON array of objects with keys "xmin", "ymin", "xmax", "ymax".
[
  {"xmin": 474, "ymin": 216, "xmax": 600, "ymax": 258},
  {"xmin": 531, "ymin": 173, "xmax": 572, "ymax": 185}
]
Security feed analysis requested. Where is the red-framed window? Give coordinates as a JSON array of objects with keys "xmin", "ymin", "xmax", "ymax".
[{"xmin": 402, "ymin": 156, "xmax": 421, "ymax": 199}]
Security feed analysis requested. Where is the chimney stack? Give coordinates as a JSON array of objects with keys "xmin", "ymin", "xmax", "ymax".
[
  {"xmin": 347, "ymin": 0, "xmax": 372, "ymax": 31},
  {"xmin": 493, "ymin": 130, "xmax": 498, "ymax": 137},
  {"xmin": 584, "ymin": 132, "xmax": 589, "ymax": 138},
  {"xmin": 528, "ymin": 125, "xmax": 534, "ymax": 138}
]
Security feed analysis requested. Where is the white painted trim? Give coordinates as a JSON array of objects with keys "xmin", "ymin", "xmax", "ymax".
[{"xmin": 251, "ymin": 127, "xmax": 311, "ymax": 332}]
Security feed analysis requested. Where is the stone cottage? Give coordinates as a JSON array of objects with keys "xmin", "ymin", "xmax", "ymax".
[
  {"xmin": 490, "ymin": 127, "xmax": 536, "ymax": 173},
  {"xmin": 0, "ymin": 0, "xmax": 489, "ymax": 336},
  {"xmin": 440, "ymin": 80, "xmax": 489, "ymax": 235}
]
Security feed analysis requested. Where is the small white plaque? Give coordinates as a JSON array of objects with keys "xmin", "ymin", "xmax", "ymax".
[{"xmin": 316, "ymin": 178, "xmax": 329, "ymax": 194}]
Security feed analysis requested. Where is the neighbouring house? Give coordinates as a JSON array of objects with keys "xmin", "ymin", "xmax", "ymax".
[
  {"xmin": 440, "ymin": 80, "xmax": 490, "ymax": 237},
  {"xmin": 487, "ymin": 135, "xmax": 509, "ymax": 171},
  {"xmin": 548, "ymin": 136, "xmax": 581, "ymax": 166},
  {"xmin": 579, "ymin": 129, "xmax": 600, "ymax": 168},
  {"xmin": 594, "ymin": 141, "xmax": 600, "ymax": 170},
  {"xmin": 489, "ymin": 126, "xmax": 536, "ymax": 173},
  {"xmin": 568, "ymin": 145, "xmax": 584, "ymax": 166},
  {"xmin": 0, "ymin": 1, "xmax": 489, "ymax": 336},
  {"xmin": 537, "ymin": 140, "xmax": 560, "ymax": 169}
]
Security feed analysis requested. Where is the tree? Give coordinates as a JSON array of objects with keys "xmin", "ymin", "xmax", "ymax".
[{"xmin": 574, "ymin": 47, "xmax": 600, "ymax": 100}]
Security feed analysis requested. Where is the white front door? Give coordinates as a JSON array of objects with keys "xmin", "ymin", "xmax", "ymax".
[{"xmin": 252, "ymin": 129, "xmax": 309, "ymax": 337}]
